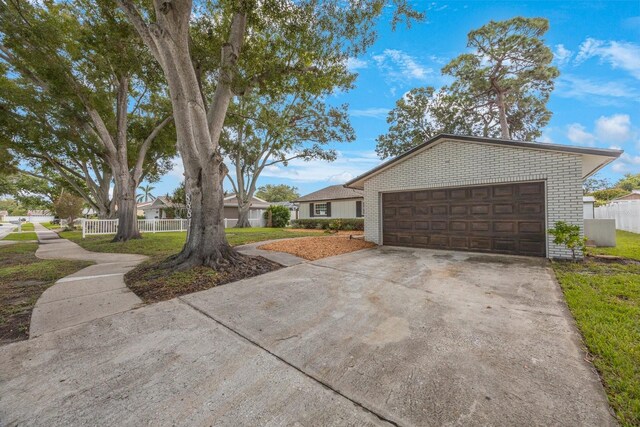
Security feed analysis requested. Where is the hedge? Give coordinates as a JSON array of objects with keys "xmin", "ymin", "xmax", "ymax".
[{"xmin": 291, "ymin": 218, "xmax": 364, "ymax": 231}]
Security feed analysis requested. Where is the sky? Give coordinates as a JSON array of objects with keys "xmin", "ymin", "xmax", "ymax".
[{"xmin": 151, "ymin": 0, "xmax": 640, "ymax": 198}]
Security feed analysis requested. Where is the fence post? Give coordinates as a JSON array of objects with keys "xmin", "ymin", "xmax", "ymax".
[
  {"xmin": 82, "ymin": 219, "xmax": 86, "ymax": 239},
  {"xmin": 224, "ymin": 218, "xmax": 227, "ymax": 228},
  {"xmin": 153, "ymin": 219, "xmax": 157, "ymax": 233}
]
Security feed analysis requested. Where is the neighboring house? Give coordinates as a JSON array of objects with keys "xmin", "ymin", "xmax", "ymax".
[
  {"xmin": 223, "ymin": 194, "xmax": 271, "ymax": 224},
  {"xmin": 611, "ymin": 189, "xmax": 640, "ymax": 202},
  {"xmin": 0, "ymin": 210, "xmax": 8, "ymax": 221},
  {"xmin": 271, "ymin": 201, "xmax": 299, "ymax": 220},
  {"xmin": 140, "ymin": 196, "xmax": 185, "ymax": 219},
  {"xmin": 295, "ymin": 184, "xmax": 364, "ymax": 220},
  {"xmin": 346, "ymin": 134, "xmax": 621, "ymax": 259},
  {"xmin": 136, "ymin": 201, "xmax": 153, "ymax": 217},
  {"xmin": 583, "ymin": 196, "xmax": 595, "ymax": 219}
]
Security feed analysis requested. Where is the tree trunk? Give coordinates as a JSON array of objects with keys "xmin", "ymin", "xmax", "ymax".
[
  {"xmin": 112, "ymin": 173, "xmax": 141, "ymax": 242},
  {"xmin": 495, "ymin": 90, "xmax": 510, "ymax": 139},
  {"xmin": 167, "ymin": 154, "xmax": 243, "ymax": 269},
  {"xmin": 117, "ymin": 1, "xmax": 247, "ymax": 269},
  {"xmin": 235, "ymin": 201, "xmax": 252, "ymax": 228}
]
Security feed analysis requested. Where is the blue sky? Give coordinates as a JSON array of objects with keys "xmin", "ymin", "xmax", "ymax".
[{"xmin": 153, "ymin": 0, "xmax": 640, "ymax": 198}]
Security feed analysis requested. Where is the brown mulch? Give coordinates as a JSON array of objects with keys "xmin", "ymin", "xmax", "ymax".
[
  {"xmin": 287, "ymin": 228, "xmax": 365, "ymax": 236},
  {"xmin": 124, "ymin": 255, "xmax": 281, "ymax": 303},
  {"xmin": 258, "ymin": 235, "xmax": 376, "ymax": 261}
]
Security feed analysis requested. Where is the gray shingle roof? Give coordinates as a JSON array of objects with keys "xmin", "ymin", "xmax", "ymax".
[{"xmin": 294, "ymin": 184, "xmax": 363, "ymax": 202}]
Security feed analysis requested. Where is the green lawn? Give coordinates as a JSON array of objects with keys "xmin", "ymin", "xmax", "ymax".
[
  {"xmin": 40, "ymin": 221, "xmax": 61, "ymax": 230},
  {"xmin": 2, "ymin": 232, "xmax": 38, "ymax": 241},
  {"xmin": 552, "ymin": 230, "xmax": 640, "ymax": 426},
  {"xmin": 0, "ymin": 243, "xmax": 92, "ymax": 344},
  {"xmin": 589, "ymin": 230, "xmax": 640, "ymax": 260},
  {"xmin": 59, "ymin": 227, "xmax": 316, "ymax": 258},
  {"xmin": 19, "ymin": 223, "xmax": 35, "ymax": 231}
]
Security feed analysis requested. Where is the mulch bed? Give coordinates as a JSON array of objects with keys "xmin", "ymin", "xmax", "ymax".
[
  {"xmin": 258, "ymin": 235, "xmax": 376, "ymax": 261},
  {"xmin": 124, "ymin": 255, "xmax": 281, "ymax": 303}
]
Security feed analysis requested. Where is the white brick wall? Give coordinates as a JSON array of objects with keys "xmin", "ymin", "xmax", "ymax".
[{"xmin": 363, "ymin": 139, "xmax": 584, "ymax": 259}]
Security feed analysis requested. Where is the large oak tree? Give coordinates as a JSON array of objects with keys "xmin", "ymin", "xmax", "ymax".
[
  {"xmin": 0, "ymin": 0, "xmax": 176, "ymax": 240},
  {"xmin": 117, "ymin": 0, "xmax": 423, "ymax": 269}
]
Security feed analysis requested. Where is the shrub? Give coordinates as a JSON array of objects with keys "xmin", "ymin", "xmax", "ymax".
[
  {"xmin": 264, "ymin": 205, "xmax": 291, "ymax": 227},
  {"xmin": 291, "ymin": 218, "xmax": 364, "ymax": 231},
  {"xmin": 548, "ymin": 221, "xmax": 587, "ymax": 261}
]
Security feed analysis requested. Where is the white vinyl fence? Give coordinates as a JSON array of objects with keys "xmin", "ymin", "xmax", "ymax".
[
  {"xmin": 82, "ymin": 217, "xmax": 265, "ymax": 237},
  {"xmin": 82, "ymin": 218, "xmax": 189, "ymax": 238},
  {"xmin": 595, "ymin": 202, "xmax": 640, "ymax": 234}
]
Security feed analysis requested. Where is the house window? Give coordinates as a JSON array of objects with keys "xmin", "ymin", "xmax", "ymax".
[{"xmin": 314, "ymin": 203, "xmax": 328, "ymax": 216}]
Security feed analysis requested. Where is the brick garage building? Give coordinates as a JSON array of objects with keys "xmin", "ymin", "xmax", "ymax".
[{"xmin": 346, "ymin": 134, "xmax": 621, "ymax": 259}]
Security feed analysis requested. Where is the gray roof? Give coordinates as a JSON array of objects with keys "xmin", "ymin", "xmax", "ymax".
[
  {"xmin": 294, "ymin": 184, "xmax": 363, "ymax": 202},
  {"xmin": 346, "ymin": 133, "xmax": 623, "ymax": 188}
]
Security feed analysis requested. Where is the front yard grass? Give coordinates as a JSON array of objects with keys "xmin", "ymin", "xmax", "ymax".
[
  {"xmin": 552, "ymin": 230, "xmax": 640, "ymax": 426},
  {"xmin": 0, "ymin": 243, "xmax": 92, "ymax": 345},
  {"xmin": 589, "ymin": 230, "xmax": 640, "ymax": 260},
  {"xmin": 59, "ymin": 227, "xmax": 318, "ymax": 257},
  {"xmin": 2, "ymin": 232, "xmax": 38, "ymax": 241},
  {"xmin": 41, "ymin": 221, "xmax": 61, "ymax": 230}
]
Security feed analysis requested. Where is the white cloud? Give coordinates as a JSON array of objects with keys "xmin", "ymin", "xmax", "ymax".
[
  {"xmin": 595, "ymin": 114, "xmax": 631, "ymax": 143},
  {"xmin": 345, "ymin": 57, "xmax": 368, "ymax": 71},
  {"xmin": 555, "ymin": 75, "xmax": 639, "ymax": 103},
  {"xmin": 372, "ymin": 49, "xmax": 433, "ymax": 82},
  {"xmin": 260, "ymin": 150, "xmax": 381, "ymax": 184},
  {"xmin": 554, "ymin": 44, "xmax": 572, "ymax": 66},
  {"xmin": 566, "ymin": 123, "xmax": 596, "ymax": 146},
  {"xmin": 576, "ymin": 38, "xmax": 640, "ymax": 79},
  {"xmin": 350, "ymin": 107, "xmax": 390, "ymax": 119},
  {"xmin": 611, "ymin": 153, "xmax": 640, "ymax": 173}
]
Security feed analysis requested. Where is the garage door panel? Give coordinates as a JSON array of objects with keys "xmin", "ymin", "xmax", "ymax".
[
  {"xmin": 470, "ymin": 237, "xmax": 492, "ymax": 250},
  {"xmin": 494, "ymin": 204, "xmax": 515, "ymax": 214},
  {"xmin": 519, "ymin": 221, "xmax": 544, "ymax": 234},
  {"xmin": 450, "ymin": 236, "xmax": 469, "ymax": 249},
  {"xmin": 382, "ymin": 182, "xmax": 546, "ymax": 257},
  {"xmin": 471, "ymin": 204, "xmax": 490, "ymax": 215},
  {"xmin": 431, "ymin": 205, "xmax": 448, "ymax": 215},
  {"xmin": 450, "ymin": 205, "xmax": 468, "ymax": 215},
  {"xmin": 471, "ymin": 187, "xmax": 490, "ymax": 199}
]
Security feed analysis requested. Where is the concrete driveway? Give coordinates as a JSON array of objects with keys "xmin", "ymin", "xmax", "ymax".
[{"xmin": 0, "ymin": 247, "xmax": 614, "ymax": 426}]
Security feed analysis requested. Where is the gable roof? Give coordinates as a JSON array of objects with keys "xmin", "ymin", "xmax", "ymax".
[
  {"xmin": 345, "ymin": 134, "xmax": 623, "ymax": 189},
  {"xmin": 223, "ymin": 194, "xmax": 271, "ymax": 208},
  {"xmin": 294, "ymin": 184, "xmax": 364, "ymax": 202},
  {"xmin": 142, "ymin": 196, "xmax": 184, "ymax": 210}
]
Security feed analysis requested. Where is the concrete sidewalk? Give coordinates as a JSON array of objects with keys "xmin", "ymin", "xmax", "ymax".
[{"xmin": 30, "ymin": 223, "xmax": 147, "ymax": 337}]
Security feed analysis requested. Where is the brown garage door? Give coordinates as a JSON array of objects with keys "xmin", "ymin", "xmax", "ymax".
[{"xmin": 382, "ymin": 182, "xmax": 546, "ymax": 257}]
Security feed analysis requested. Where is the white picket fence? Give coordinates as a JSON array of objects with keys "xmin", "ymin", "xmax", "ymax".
[
  {"xmin": 82, "ymin": 217, "xmax": 265, "ymax": 238},
  {"xmin": 82, "ymin": 218, "xmax": 189, "ymax": 238},
  {"xmin": 595, "ymin": 202, "xmax": 640, "ymax": 234}
]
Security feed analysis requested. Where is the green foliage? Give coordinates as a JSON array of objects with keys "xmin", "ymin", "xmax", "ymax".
[
  {"xmin": 616, "ymin": 173, "xmax": 640, "ymax": 192},
  {"xmin": 583, "ymin": 175, "xmax": 611, "ymax": 194},
  {"xmin": 53, "ymin": 192, "xmax": 84, "ymax": 224},
  {"xmin": 256, "ymin": 185, "xmax": 300, "ymax": 202},
  {"xmin": 264, "ymin": 205, "xmax": 291, "ymax": 228},
  {"xmin": 292, "ymin": 218, "xmax": 364, "ymax": 231},
  {"xmin": 0, "ymin": 199, "xmax": 26, "ymax": 215},
  {"xmin": 548, "ymin": 221, "xmax": 586, "ymax": 260},
  {"xmin": 376, "ymin": 17, "xmax": 559, "ymax": 158},
  {"xmin": 164, "ymin": 182, "xmax": 186, "ymax": 219},
  {"xmin": 137, "ymin": 184, "xmax": 156, "ymax": 203},
  {"xmin": 442, "ymin": 17, "xmax": 558, "ymax": 140},
  {"xmin": 590, "ymin": 188, "xmax": 630, "ymax": 206}
]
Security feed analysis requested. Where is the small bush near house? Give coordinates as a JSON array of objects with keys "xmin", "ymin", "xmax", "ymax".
[
  {"xmin": 264, "ymin": 205, "xmax": 290, "ymax": 228},
  {"xmin": 291, "ymin": 218, "xmax": 364, "ymax": 231},
  {"xmin": 548, "ymin": 221, "xmax": 587, "ymax": 261}
]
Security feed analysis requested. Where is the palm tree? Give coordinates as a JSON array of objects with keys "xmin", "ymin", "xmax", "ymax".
[{"xmin": 136, "ymin": 184, "xmax": 156, "ymax": 202}]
